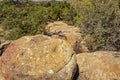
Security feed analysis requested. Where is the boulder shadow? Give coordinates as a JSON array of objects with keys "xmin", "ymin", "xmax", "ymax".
[{"xmin": 73, "ymin": 64, "xmax": 79, "ymax": 80}]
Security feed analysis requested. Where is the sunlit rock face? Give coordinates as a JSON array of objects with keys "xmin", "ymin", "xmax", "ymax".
[
  {"xmin": 77, "ymin": 51, "xmax": 120, "ymax": 80},
  {"xmin": 45, "ymin": 21, "xmax": 89, "ymax": 53},
  {"xmin": 0, "ymin": 34, "xmax": 77, "ymax": 80}
]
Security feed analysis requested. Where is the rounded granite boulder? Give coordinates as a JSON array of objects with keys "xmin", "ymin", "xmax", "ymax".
[{"xmin": 1, "ymin": 35, "xmax": 77, "ymax": 80}]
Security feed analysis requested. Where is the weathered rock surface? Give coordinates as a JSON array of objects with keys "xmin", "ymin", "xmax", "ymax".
[
  {"xmin": 0, "ymin": 74, "xmax": 4, "ymax": 80},
  {"xmin": 0, "ymin": 57, "xmax": 4, "ymax": 80},
  {"xmin": 45, "ymin": 21, "xmax": 89, "ymax": 53},
  {"xmin": 77, "ymin": 51, "xmax": 120, "ymax": 80},
  {"xmin": 1, "ymin": 35, "xmax": 77, "ymax": 80}
]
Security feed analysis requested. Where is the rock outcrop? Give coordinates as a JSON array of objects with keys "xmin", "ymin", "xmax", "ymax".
[
  {"xmin": 45, "ymin": 21, "xmax": 89, "ymax": 53},
  {"xmin": 1, "ymin": 35, "xmax": 77, "ymax": 80},
  {"xmin": 1, "ymin": 21, "xmax": 120, "ymax": 80},
  {"xmin": 77, "ymin": 51, "xmax": 120, "ymax": 80}
]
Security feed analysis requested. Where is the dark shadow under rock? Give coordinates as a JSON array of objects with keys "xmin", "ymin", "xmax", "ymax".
[{"xmin": 73, "ymin": 64, "xmax": 79, "ymax": 80}]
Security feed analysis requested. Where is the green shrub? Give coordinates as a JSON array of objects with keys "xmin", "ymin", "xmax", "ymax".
[
  {"xmin": 0, "ymin": 1, "xmax": 73, "ymax": 40},
  {"xmin": 69, "ymin": 0, "xmax": 120, "ymax": 51},
  {"xmin": 80, "ymin": 0, "xmax": 120, "ymax": 51},
  {"xmin": 1, "ymin": 0, "xmax": 119, "ymax": 51}
]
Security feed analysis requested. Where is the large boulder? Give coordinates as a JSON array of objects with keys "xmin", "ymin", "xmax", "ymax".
[
  {"xmin": 45, "ymin": 21, "xmax": 89, "ymax": 53},
  {"xmin": 77, "ymin": 51, "xmax": 120, "ymax": 80},
  {"xmin": 0, "ymin": 57, "xmax": 4, "ymax": 80},
  {"xmin": 1, "ymin": 35, "xmax": 77, "ymax": 80}
]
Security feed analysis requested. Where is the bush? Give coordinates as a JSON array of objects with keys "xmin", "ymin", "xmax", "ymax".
[
  {"xmin": 0, "ymin": 1, "xmax": 73, "ymax": 40},
  {"xmin": 76, "ymin": 0, "xmax": 120, "ymax": 51},
  {"xmin": 1, "ymin": 0, "xmax": 120, "ymax": 51}
]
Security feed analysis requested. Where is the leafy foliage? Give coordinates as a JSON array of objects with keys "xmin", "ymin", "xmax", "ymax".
[
  {"xmin": 69, "ymin": 0, "xmax": 120, "ymax": 51},
  {"xmin": 0, "ymin": 0, "xmax": 120, "ymax": 51},
  {"xmin": 0, "ymin": 1, "xmax": 74, "ymax": 40}
]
